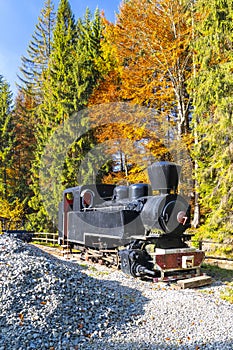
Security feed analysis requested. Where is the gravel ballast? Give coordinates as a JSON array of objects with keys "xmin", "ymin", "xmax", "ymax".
[{"xmin": 0, "ymin": 235, "xmax": 232, "ymax": 350}]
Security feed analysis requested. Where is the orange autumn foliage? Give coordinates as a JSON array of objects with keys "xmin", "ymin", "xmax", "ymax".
[{"xmin": 88, "ymin": 1, "xmax": 193, "ymax": 184}]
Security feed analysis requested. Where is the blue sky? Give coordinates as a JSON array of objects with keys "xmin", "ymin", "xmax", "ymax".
[{"xmin": 0, "ymin": 0, "xmax": 121, "ymax": 96}]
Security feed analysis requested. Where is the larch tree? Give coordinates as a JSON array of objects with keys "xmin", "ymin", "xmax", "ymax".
[
  {"xmin": 11, "ymin": 90, "xmax": 37, "ymax": 202},
  {"xmin": 0, "ymin": 75, "xmax": 14, "ymax": 200},
  {"xmin": 0, "ymin": 78, "xmax": 28, "ymax": 228},
  {"xmin": 190, "ymin": 0, "xmax": 233, "ymax": 238},
  {"xmin": 89, "ymin": 0, "xmax": 194, "ymax": 184},
  {"xmin": 115, "ymin": 0, "xmax": 193, "ymax": 136}
]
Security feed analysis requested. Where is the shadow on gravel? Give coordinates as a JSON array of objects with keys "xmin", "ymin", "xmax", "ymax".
[{"xmin": 0, "ymin": 243, "xmax": 149, "ymax": 349}]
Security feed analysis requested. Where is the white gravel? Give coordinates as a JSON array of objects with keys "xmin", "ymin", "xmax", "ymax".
[{"xmin": 0, "ymin": 234, "xmax": 232, "ymax": 349}]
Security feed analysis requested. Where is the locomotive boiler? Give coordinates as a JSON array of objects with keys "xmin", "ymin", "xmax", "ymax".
[{"xmin": 58, "ymin": 161, "xmax": 205, "ymax": 281}]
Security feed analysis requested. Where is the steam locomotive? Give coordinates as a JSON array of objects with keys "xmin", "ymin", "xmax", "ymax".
[{"xmin": 58, "ymin": 161, "xmax": 204, "ymax": 281}]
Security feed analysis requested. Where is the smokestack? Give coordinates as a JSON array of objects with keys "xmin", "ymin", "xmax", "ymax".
[{"xmin": 147, "ymin": 161, "xmax": 181, "ymax": 194}]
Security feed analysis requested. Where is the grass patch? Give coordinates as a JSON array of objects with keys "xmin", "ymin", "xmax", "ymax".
[
  {"xmin": 220, "ymin": 283, "xmax": 233, "ymax": 304},
  {"xmin": 201, "ymin": 263, "xmax": 233, "ymax": 304},
  {"xmin": 78, "ymin": 263, "xmax": 89, "ymax": 269},
  {"xmin": 201, "ymin": 263, "xmax": 233, "ymax": 282}
]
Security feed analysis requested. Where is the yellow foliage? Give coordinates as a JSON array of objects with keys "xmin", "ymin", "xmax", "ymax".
[
  {"xmin": 88, "ymin": 1, "xmax": 193, "ymax": 185},
  {"xmin": 102, "ymin": 167, "xmax": 149, "ymax": 185},
  {"xmin": 0, "ymin": 199, "xmax": 25, "ymax": 231},
  {"xmin": 113, "ymin": 0, "xmax": 192, "ymax": 108}
]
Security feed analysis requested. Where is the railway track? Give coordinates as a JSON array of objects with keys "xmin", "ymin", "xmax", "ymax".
[
  {"xmin": 31, "ymin": 243, "xmax": 233, "ymax": 287},
  {"xmin": 32, "ymin": 244, "xmax": 233, "ymax": 268},
  {"xmin": 31, "ymin": 243, "xmax": 119, "ymax": 269}
]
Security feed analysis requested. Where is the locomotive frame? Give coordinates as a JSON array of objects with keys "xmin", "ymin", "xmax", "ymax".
[{"xmin": 58, "ymin": 161, "xmax": 205, "ymax": 281}]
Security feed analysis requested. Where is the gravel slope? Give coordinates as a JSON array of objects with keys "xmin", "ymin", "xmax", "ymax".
[{"xmin": 0, "ymin": 235, "xmax": 232, "ymax": 350}]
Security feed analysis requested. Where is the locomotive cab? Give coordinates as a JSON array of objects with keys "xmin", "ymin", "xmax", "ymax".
[{"xmin": 58, "ymin": 184, "xmax": 116, "ymax": 245}]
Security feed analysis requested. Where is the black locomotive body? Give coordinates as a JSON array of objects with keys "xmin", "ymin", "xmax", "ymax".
[{"xmin": 58, "ymin": 161, "xmax": 205, "ymax": 281}]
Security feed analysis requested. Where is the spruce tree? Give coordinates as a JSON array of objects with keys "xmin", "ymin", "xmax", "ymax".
[
  {"xmin": 18, "ymin": 0, "xmax": 55, "ymax": 101},
  {"xmin": 29, "ymin": 4, "xmax": 106, "ymax": 230},
  {"xmin": 64, "ymin": 8, "xmax": 104, "ymax": 186},
  {"xmin": 190, "ymin": 0, "xmax": 233, "ymax": 237},
  {"xmin": 75, "ymin": 8, "xmax": 103, "ymax": 106},
  {"xmin": 28, "ymin": 0, "xmax": 77, "ymax": 230},
  {"xmin": 12, "ymin": 0, "xmax": 55, "ymax": 227}
]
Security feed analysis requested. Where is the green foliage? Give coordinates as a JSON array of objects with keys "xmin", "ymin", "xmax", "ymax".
[
  {"xmin": 28, "ymin": 2, "xmax": 105, "ymax": 230},
  {"xmin": 11, "ymin": 0, "xmax": 56, "ymax": 219},
  {"xmin": 18, "ymin": 0, "xmax": 55, "ymax": 100},
  {"xmin": 27, "ymin": 0, "xmax": 78, "ymax": 230},
  {"xmin": 189, "ymin": 0, "xmax": 233, "ymax": 237},
  {"xmin": 75, "ymin": 8, "xmax": 103, "ymax": 106}
]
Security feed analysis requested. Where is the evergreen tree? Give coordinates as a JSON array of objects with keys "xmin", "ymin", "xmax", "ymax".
[
  {"xmin": 28, "ymin": 0, "xmax": 78, "ymax": 230},
  {"xmin": 43, "ymin": 7, "xmax": 105, "ymax": 210},
  {"xmin": 75, "ymin": 8, "xmax": 103, "ymax": 106},
  {"xmin": 17, "ymin": 0, "xmax": 55, "ymax": 101},
  {"xmin": 28, "ymin": 4, "xmax": 117, "ymax": 230},
  {"xmin": 41, "ymin": 0, "xmax": 77, "ymax": 122},
  {"xmin": 190, "ymin": 0, "xmax": 233, "ymax": 237},
  {"xmin": 64, "ymin": 8, "xmax": 105, "ymax": 186},
  {"xmin": 88, "ymin": 17, "xmax": 121, "ymax": 106},
  {"xmin": 12, "ymin": 0, "xmax": 55, "ymax": 225}
]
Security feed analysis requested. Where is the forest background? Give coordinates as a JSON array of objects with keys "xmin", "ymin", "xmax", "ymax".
[{"xmin": 0, "ymin": 0, "xmax": 232, "ymax": 257}]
